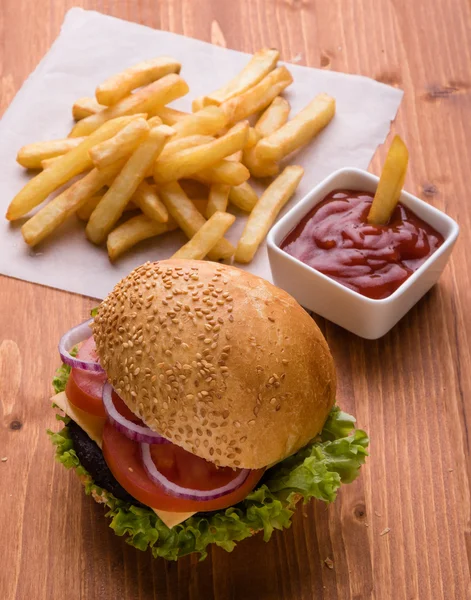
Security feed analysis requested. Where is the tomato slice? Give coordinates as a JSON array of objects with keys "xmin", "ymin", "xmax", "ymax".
[
  {"xmin": 102, "ymin": 421, "xmax": 264, "ymax": 512},
  {"xmin": 66, "ymin": 337, "xmax": 107, "ymax": 418}
]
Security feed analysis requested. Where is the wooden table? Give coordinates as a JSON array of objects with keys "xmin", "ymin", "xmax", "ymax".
[{"xmin": 1, "ymin": 1, "xmax": 470, "ymax": 598}]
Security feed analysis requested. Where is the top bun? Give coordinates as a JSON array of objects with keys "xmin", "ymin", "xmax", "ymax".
[{"xmin": 93, "ymin": 260, "xmax": 336, "ymax": 469}]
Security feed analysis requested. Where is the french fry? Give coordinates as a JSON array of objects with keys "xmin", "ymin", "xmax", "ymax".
[
  {"xmin": 241, "ymin": 97, "xmax": 290, "ymax": 177},
  {"xmin": 41, "ymin": 157, "xmax": 62, "ymax": 170},
  {"xmin": 254, "ymin": 93, "xmax": 335, "ymax": 161},
  {"xmin": 191, "ymin": 197, "xmax": 208, "ymax": 216},
  {"xmin": 147, "ymin": 116, "xmax": 163, "ymax": 128},
  {"xmin": 153, "ymin": 106, "xmax": 189, "ymax": 125},
  {"xmin": 195, "ymin": 159, "xmax": 250, "ymax": 186},
  {"xmin": 70, "ymin": 74, "xmax": 188, "ymax": 137},
  {"xmin": 245, "ymin": 128, "xmax": 260, "ymax": 149},
  {"xmin": 204, "ymin": 48, "xmax": 280, "ymax": 106},
  {"xmin": 77, "ymin": 194, "xmax": 136, "ymax": 222},
  {"xmin": 235, "ymin": 165, "xmax": 304, "ymax": 263},
  {"xmin": 254, "ymin": 96, "xmax": 290, "ymax": 138},
  {"xmin": 192, "ymin": 96, "xmax": 208, "ymax": 112},
  {"xmin": 226, "ymin": 150, "xmax": 243, "ymax": 162},
  {"xmin": 86, "ymin": 125, "xmax": 174, "ymax": 244},
  {"xmin": 172, "ymin": 211, "xmax": 235, "ymax": 260},
  {"xmin": 143, "ymin": 135, "xmax": 214, "ymax": 178},
  {"xmin": 159, "ymin": 181, "xmax": 235, "ymax": 261},
  {"xmin": 367, "ymin": 135, "xmax": 409, "ymax": 225},
  {"xmin": 96, "ymin": 57, "xmax": 181, "ymax": 106},
  {"xmin": 220, "ymin": 66, "xmax": 293, "ymax": 124},
  {"xmin": 229, "ymin": 182, "xmax": 258, "ymax": 212},
  {"xmin": 132, "ymin": 181, "xmax": 168, "ymax": 223},
  {"xmin": 21, "ymin": 162, "xmax": 124, "ymax": 246},
  {"xmin": 242, "ymin": 146, "xmax": 279, "ymax": 178},
  {"xmin": 72, "ymin": 97, "xmax": 105, "ymax": 120},
  {"xmin": 17, "ymin": 137, "xmax": 87, "ymax": 169},
  {"xmin": 107, "ymin": 214, "xmax": 178, "ymax": 261},
  {"xmin": 159, "ymin": 134, "xmax": 214, "ymax": 159},
  {"xmin": 76, "ymin": 193, "xmax": 106, "ymax": 221},
  {"xmin": 206, "ymin": 184, "xmax": 230, "ymax": 218},
  {"xmin": 179, "ymin": 180, "xmax": 209, "ymax": 199},
  {"xmin": 89, "ymin": 118, "xmax": 150, "ymax": 169},
  {"xmin": 172, "ymin": 106, "xmax": 228, "ymax": 139},
  {"xmin": 6, "ymin": 115, "xmax": 141, "ymax": 221},
  {"xmin": 153, "ymin": 121, "xmax": 249, "ymax": 184}
]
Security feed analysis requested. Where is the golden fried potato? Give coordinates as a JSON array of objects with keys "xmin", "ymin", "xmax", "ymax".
[
  {"xmin": 195, "ymin": 159, "xmax": 250, "ymax": 186},
  {"xmin": 153, "ymin": 106, "xmax": 189, "ymax": 125},
  {"xmin": 367, "ymin": 135, "xmax": 409, "ymax": 225},
  {"xmin": 6, "ymin": 115, "xmax": 141, "ymax": 220},
  {"xmin": 70, "ymin": 74, "xmax": 188, "ymax": 137},
  {"xmin": 96, "ymin": 57, "xmax": 181, "ymax": 106},
  {"xmin": 172, "ymin": 211, "xmax": 236, "ymax": 260},
  {"xmin": 254, "ymin": 93, "xmax": 335, "ymax": 161},
  {"xmin": 17, "ymin": 137, "xmax": 87, "ymax": 169},
  {"xmin": 229, "ymin": 182, "xmax": 258, "ymax": 212},
  {"xmin": 107, "ymin": 214, "xmax": 178, "ymax": 261},
  {"xmin": 86, "ymin": 125, "xmax": 174, "ymax": 244},
  {"xmin": 153, "ymin": 122, "xmax": 249, "ymax": 184},
  {"xmin": 206, "ymin": 184, "xmax": 230, "ymax": 218},
  {"xmin": 172, "ymin": 106, "xmax": 227, "ymax": 139},
  {"xmin": 220, "ymin": 66, "xmax": 293, "ymax": 124},
  {"xmin": 72, "ymin": 97, "xmax": 105, "ymax": 120},
  {"xmin": 204, "ymin": 48, "xmax": 279, "ymax": 106},
  {"xmin": 89, "ymin": 118, "xmax": 150, "ymax": 169},
  {"xmin": 159, "ymin": 181, "xmax": 235, "ymax": 261},
  {"xmin": 254, "ymin": 96, "xmax": 290, "ymax": 137},
  {"xmin": 235, "ymin": 165, "xmax": 304, "ymax": 263},
  {"xmin": 21, "ymin": 162, "xmax": 123, "ymax": 246},
  {"xmin": 132, "ymin": 181, "xmax": 168, "ymax": 223}
]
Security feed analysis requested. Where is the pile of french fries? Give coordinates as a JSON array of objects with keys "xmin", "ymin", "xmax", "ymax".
[{"xmin": 7, "ymin": 50, "xmax": 336, "ymax": 263}]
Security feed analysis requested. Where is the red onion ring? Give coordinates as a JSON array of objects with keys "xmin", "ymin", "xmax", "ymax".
[
  {"xmin": 103, "ymin": 383, "xmax": 170, "ymax": 445},
  {"xmin": 58, "ymin": 319, "xmax": 104, "ymax": 372},
  {"xmin": 140, "ymin": 443, "xmax": 251, "ymax": 501}
]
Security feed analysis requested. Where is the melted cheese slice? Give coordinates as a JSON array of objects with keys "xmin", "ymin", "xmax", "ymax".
[
  {"xmin": 52, "ymin": 392, "xmax": 105, "ymax": 448},
  {"xmin": 51, "ymin": 392, "xmax": 196, "ymax": 528},
  {"xmin": 152, "ymin": 508, "xmax": 195, "ymax": 528}
]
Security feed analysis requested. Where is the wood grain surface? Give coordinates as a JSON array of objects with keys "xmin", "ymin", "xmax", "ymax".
[{"xmin": 1, "ymin": 1, "xmax": 470, "ymax": 599}]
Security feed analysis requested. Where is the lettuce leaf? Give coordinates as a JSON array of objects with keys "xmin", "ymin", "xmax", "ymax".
[
  {"xmin": 52, "ymin": 347, "xmax": 78, "ymax": 394},
  {"xmin": 49, "ymin": 405, "xmax": 368, "ymax": 561}
]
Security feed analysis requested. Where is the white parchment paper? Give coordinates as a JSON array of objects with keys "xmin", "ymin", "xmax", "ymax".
[{"xmin": 0, "ymin": 8, "xmax": 403, "ymax": 300}]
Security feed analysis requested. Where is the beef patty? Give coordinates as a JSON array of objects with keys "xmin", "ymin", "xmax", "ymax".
[{"xmin": 68, "ymin": 420, "xmax": 143, "ymax": 506}]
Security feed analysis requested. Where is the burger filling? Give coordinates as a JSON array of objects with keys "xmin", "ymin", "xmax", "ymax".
[{"xmin": 50, "ymin": 330, "xmax": 369, "ymax": 560}]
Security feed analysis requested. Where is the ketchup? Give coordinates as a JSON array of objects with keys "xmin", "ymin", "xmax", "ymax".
[{"xmin": 280, "ymin": 190, "xmax": 444, "ymax": 300}]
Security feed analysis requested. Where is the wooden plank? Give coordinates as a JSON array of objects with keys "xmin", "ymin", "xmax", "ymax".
[{"xmin": 0, "ymin": 1, "xmax": 470, "ymax": 599}]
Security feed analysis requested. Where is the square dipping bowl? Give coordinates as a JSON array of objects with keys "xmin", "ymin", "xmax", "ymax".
[{"xmin": 267, "ymin": 167, "xmax": 459, "ymax": 339}]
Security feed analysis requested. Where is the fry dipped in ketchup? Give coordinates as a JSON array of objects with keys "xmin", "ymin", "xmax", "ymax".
[{"xmin": 281, "ymin": 136, "xmax": 444, "ymax": 300}]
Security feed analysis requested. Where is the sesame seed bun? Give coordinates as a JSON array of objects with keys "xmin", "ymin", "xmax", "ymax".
[{"xmin": 93, "ymin": 260, "xmax": 336, "ymax": 469}]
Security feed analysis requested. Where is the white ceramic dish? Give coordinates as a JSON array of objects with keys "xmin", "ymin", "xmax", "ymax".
[{"xmin": 267, "ymin": 167, "xmax": 459, "ymax": 339}]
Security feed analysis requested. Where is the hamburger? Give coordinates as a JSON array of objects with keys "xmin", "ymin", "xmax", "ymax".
[{"xmin": 50, "ymin": 260, "xmax": 368, "ymax": 560}]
